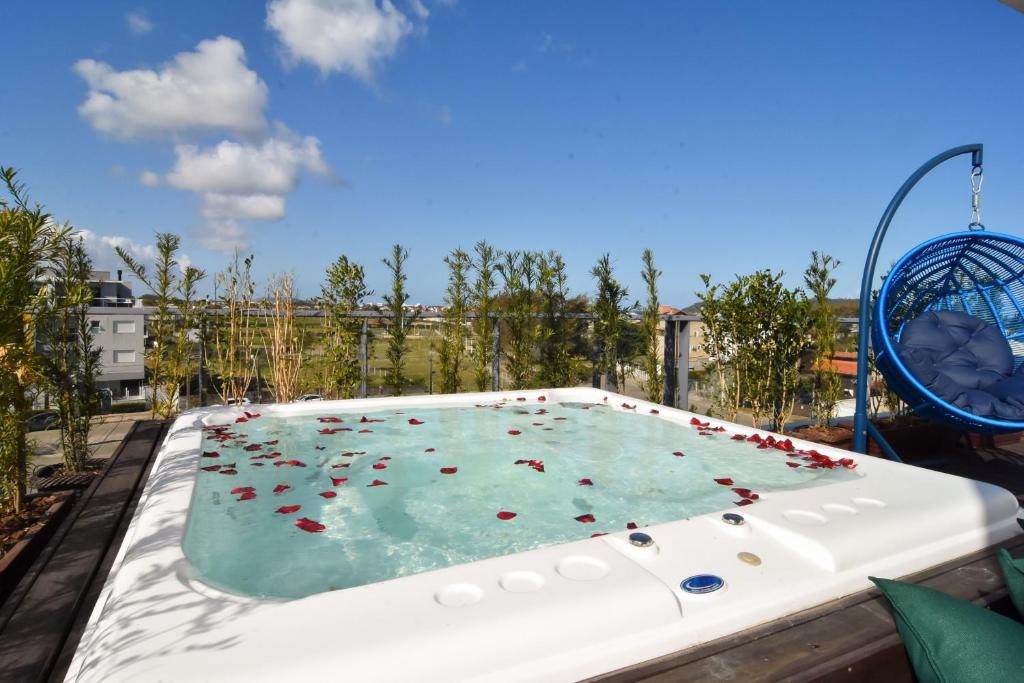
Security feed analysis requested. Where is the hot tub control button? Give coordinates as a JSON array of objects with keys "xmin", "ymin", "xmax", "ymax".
[
  {"xmin": 628, "ymin": 532, "xmax": 654, "ymax": 548},
  {"xmin": 680, "ymin": 574, "xmax": 725, "ymax": 594},
  {"xmin": 722, "ymin": 513, "xmax": 745, "ymax": 526}
]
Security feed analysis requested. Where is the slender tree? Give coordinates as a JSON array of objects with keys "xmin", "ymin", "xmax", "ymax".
[
  {"xmin": 639, "ymin": 248, "xmax": 664, "ymax": 403},
  {"xmin": 209, "ymin": 252, "xmax": 258, "ymax": 405},
  {"xmin": 439, "ymin": 248, "xmax": 471, "ymax": 393},
  {"xmin": 117, "ymin": 233, "xmax": 205, "ymax": 418},
  {"xmin": 590, "ymin": 254, "xmax": 630, "ymax": 391},
  {"xmin": 498, "ymin": 250, "xmax": 538, "ymax": 390},
  {"xmin": 39, "ymin": 236, "xmax": 101, "ymax": 471},
  {"xmin": 0, "ymin": 167, "xmax": 68, "ymax": 512},
  {"xmin": 470, "ymin": 240, "xmax": 498, "ymax": 391},
  {"xmin": 265, "ymin": 273, "xmax": 304, "ymax": 403},
  {"xmin": 804, "ymin": 251, "xmax": 843, "ymax": 428},
  {"xmin": 319, "ymin": 255, "xmax": 371, "ymax": 398},
  {"xmin": 382, "ymin": 244, "xmax": 410, "ymax": 395},
  {"xmin": 536, "ymin": 250, "xmax": 572, "ymax": 387}
]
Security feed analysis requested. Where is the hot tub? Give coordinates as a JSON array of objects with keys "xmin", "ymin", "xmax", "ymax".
[{"xmin": 65, "ymin": 388, "xmax": 1021, "ymax": 682}]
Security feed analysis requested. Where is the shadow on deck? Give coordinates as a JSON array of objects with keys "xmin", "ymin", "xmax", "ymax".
[{"xmin": 0, "ymin": 420, "xmax": 169, "ymax": 683}]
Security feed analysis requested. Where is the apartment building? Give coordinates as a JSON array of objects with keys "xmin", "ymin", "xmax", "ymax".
[{"xmin": 87, "ymin": 270, "xmax": 148, "ymax": 401}]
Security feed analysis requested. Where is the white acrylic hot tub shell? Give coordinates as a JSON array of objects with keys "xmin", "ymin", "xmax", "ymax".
[{"xmin": 65, "ymin": 388, "xmax": 1021, "ymax": 682}]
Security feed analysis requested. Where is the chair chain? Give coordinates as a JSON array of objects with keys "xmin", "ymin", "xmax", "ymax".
[{"xmin": 969, "ymin": 165, "xmax": 985, "ymax": 230}]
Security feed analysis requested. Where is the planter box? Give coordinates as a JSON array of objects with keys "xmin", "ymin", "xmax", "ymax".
[
  {"xmin": 0, "ymin": 492, "xmax": 74, "ymax": 608},
  {"xmin": 791, "ymin": 420, "xmax": 962, "ymax": 461}
]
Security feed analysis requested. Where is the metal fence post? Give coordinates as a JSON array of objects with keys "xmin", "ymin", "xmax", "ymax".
[
  {"xmin": 359, "ymin": 320, "xmax": 368, "ymax": 398},
  {"xmin": 491, "ymin": 314, "xmax": 500, "ymax": 391},
  {"xmin": 663, "ymin": 319, "xmax": 677, "ymax": 407}
]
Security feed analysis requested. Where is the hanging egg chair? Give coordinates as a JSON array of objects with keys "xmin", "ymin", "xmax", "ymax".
[{"xmin": 854, "ymin": 145, "xmax": 1024, "ymax": 460}]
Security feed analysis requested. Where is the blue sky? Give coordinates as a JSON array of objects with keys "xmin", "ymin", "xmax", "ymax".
[{"xmin": 2, "ymin": 1, "xmax": 1022, "ymax": 306}]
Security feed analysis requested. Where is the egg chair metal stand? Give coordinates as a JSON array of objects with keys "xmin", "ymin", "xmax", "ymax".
[{"xmin": 853, "ymin": 144, "xmax": 1024, "ymax": 461}]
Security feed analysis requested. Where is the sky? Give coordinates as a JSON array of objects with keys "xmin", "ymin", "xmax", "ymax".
[{"xmin": 2, "ymin": 1, "xmax": 1023, "ymax": 306}]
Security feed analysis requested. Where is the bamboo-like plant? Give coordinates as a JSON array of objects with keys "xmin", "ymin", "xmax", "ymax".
[
  {"xmin": 264, "ymin": 273, "xmax": 304, "ymax": 403},
  {"xmin": 537, "ymin": 251, "xmax": 572, "ymax": 388},
  {"xmin": 439, "ymin": 248, "xmax": 471, "ymax": 393},
  {"xmin": 497, "ymin": 250, "xmax": 538, "ymax": 390},
  {"xmin": 382, "ymin": 244, "xmax": 410, "ymax": 395},
  {"xmin": 117, "ymin": 233, "xmax": 205, "ymax": 418},
  {"xmin": 590, "ymin": 254, "xmax": 630, "ymax": 391},
  {"xmin": 639, "ymin": 249, "xmax": 664, "ymax": 403},
  {"xmin": 319, "ymin": 255, "xmax": 370, "ymax": 399},
  {"xmin": 209, "ymin": 252, "xmax": 258, "ymax": 405},
  {"xmin": 470, "ymin": 240, "xmax": 498, "ymax": 391},
  {"xmin": 804, "ymin": 251, "xmax": 843, "ymax": 428},
  {"xmin": 38, "ymin": 236, "xmax": 101, "ymax": 471},
  {"xmin": 0, "ymin": 167, "xmax": 68, "ymax": 512}
]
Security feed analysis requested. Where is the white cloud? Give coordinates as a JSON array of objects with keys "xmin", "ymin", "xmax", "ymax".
[
  {"xmin": 139, "ymin": 170, "xmax": 160, "ymax": 187},
  {"xmin": 73, "ymin": 36, "xmax": 268, "ymax": 138},
  {"xmin": 75, "ymin": 229, "xmax": 192, "ymax": 273},
  {"xmin": 266, "ymin": 0, "xmax": 415, "ymax": 80},
  {"xmin": 408, "ymin": 0, "xmax": 429, "ymax": 20},
  {"xmin": 158, "ymin": 125, "xmax": 331, "ymax": 252},
  {"xmin": 126, "ymin": 9, "xmax": 153, "ymax": 36}
]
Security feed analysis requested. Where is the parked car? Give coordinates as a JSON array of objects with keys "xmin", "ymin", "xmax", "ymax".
[
  {"xmin": 226, "ymin": 397, "xmax": 252, "ymax": 406},
  {"xmin": 26, "ymin": 411, "xmax": 60, "ymax": 432},
  {"xmin": 293, "ymin": 394, "xmax": 323, "ymax": 402}
]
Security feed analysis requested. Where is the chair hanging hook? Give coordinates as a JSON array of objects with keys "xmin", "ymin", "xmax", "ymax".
[{"xmin": 969, "ymin": 165, "xmax": 985, "ymax": 230}]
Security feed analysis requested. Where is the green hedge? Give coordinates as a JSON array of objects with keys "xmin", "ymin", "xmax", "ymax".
[{"xmin": 109, "ymin": 401, "xmax": 148, "ymax": 414}]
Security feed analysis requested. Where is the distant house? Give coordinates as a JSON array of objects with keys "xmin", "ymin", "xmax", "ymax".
[
  {"xmin": 87, "ymin": 270, "xmax": 148, "ymax": 401},
  {"xmin": 657, "ymin": 305, "xmax": 707, "ymax": 371}
]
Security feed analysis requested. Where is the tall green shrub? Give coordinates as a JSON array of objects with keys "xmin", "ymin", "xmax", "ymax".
[
  {"xmin": 537, "ymin": 251, "xmax": 572, "ymax": 387},
  {"xmin": 39, "ymin": 237, "xmax": 101, "ymax": 471},
  {"xmin": 320, "ymin": 255, "xmax": 371, "ymax": 398},
  {"xmin": 382, "ymin": 244, "xmax": 410, "ymax": 395},
  {"xmin": 590, "ymin": 254, "xmax": 630, "ymax": 391},
  {"xmin": 639, "ymin": 249, "xmax": 664, "ymax": 403},
  {"xmin": 439, "ymin": 248, "xmax": 471, "ymax": 393},
  {"xmin": 209, "ymin": 252, "xmax": 257, "ymax": 405},
  {"xmin": 804, "ymin": 251, "xmax": 843, "ymax": 428},
  {"xmin": 498, "ymin": 250, "xmax": 538, "ymax": 390},
  {"xmin": 0, "ymin": 167, "xmax": 68, "ymax": 512},
  {"xmin": 117, "ymin": 232, "xmax": 205, "ymax": 418},
  {"xmin": 470, "ymin": 240, "xmax": 498, "ymax": 391}
]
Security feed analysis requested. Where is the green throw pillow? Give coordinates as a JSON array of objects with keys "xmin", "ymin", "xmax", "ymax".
[
  {"xmin": 870, "ymin": 577, "xmax": 1024, "ymax": 683},
  {"xmin": 997, "ymin": 548, "xmax": 1024, "ymax": 621}
]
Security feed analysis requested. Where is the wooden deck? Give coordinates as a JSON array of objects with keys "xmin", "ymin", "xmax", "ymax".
[
  {"xmin": 0, "ymin": 420, "xmax": 169, "ymax": 683},
  {"xmin": 0, "ymin": 421, "xmax": 1020, "ymax": 682}
]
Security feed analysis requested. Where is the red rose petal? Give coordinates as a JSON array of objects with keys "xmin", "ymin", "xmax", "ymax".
[
  {"xmin": 371, "ymin": 463, "xmax": 387, "ymax": 471},
  {"xmin": 621, "ymin": 403, "xmax": 636, "ymax": 409},
  {"xmin": 578, "ymin": 478, "xmax": 594, "ymax": 486},
  {"xmin": 591, "ymin": 532, "xmax": 608, "ymax": 538},
  {"xmin": 714, "ymin": 478, "xmax": 734, "ymax": 486},
  {"xmin": 408, "ymin": 418, "xmax": 424, "ymax": 425},
  {"xmin": 673, "ymin": 451, "xmax": 685, "ymax": 457},
  {"xmin": 330, "ymin": 476, "xmax": 349, "ymax": 486},
  {"xmin": 538, "ymin": 396, "xmax": 546, "ymax": 402},
  {"xmin": 368, "ymin": 479, "xmax": 388, "ymax": 487},
  {"xmin": 319, "ymin": 491, "xmax": 337, "ymax": 498},
  {"xmin": 507, "ymin": 430, "xmax": 522, "ymax": 436},
  {"xmin": 496, "ymin": 511, "xmax": 517, "ymax": 520},
  {"xmin": 201, "ymin": 465, "xmax": 222, "ymax": 472},
  {"xmin": 734, "ymin": 499, "xmax": 754, "ymax": 507},
  {"xmin": 575, "ymin": 513, "xmax": 596, "ymax": 523},
  {"xmin": 273, "ymin": 484, "xmax": 291, "ymax": 494},
  {"xmin": 786, "ymin": 462, "xmax": 800, "ymax": 468},
  {"xmin": 554, "ymin": 417, "xmax": 567, "ymax": 421},
  {"xmin": 746, "ymin": 434, "xmax": 762, "ymax": 443},
  {"xmin": 424, "ymin": 447, "xmax": 435, "ymax": 452},
  {"xmin": 230, "ymin": 486, "xmax": 255, "ymax": 494},
  {"xmin": 649, "ymin": 409, "xmax": 659, "ymax": 414},
  {"xmin": 220, "ymin": 469, "xmax": 238, "ymax": 475},
  {"xmin": 274, "ymin": 459, "xmax": 306, "ymax": 467},
  {"xmin": 359, "ymin": 429, "xmax": 372, "ymax": 433},
  {"xmin": 202, "ymin": 450, "xmax": 220, "ymax": 458},
  {"xmin": 276, "ymin": 505, "xmax": 301, "ymax": 514},
  {"xmin": 731, "ymin": 434, "xmax": 747, "ymax": 441},
  {"xmin": 440, "ymin": 467, "xmax": 458, "ymax": 474},
  {"xmin": 237, "ymin": 491, "xmax": 256, "ymax": 501},
  {"xmin": 331, "ymin": 463, "xmax": 350, "ymax": 469},
  {"xmin": 626, "ymin": 522, "xmax": 638, "ymax": 530},
  {"xmin": 295, "ymin": 517, "xmax": 325, "ymax": 533}
]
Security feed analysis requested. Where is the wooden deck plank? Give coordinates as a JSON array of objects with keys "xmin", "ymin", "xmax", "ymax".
[{"xmin": 0, "ymin": 420, "xmax": 168, "ymax": 683}]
